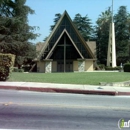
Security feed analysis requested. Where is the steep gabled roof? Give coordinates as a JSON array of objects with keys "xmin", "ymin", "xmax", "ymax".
[
  {"xmin": 37, "ymin": 10, "xmax": 95, "ymax": 60},
  {"xmin": 45, "ymin": 29, "xmax": 84, "ymax": 59}
]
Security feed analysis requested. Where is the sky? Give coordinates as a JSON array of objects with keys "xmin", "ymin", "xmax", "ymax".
[{"xmin": 25, "ymin": 0, "xmax": 130, "ymax": 43}]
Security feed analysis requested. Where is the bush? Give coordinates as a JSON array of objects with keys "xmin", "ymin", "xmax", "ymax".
[
  {"xmin": 22, "ymin": 65, "xmax": 30, "ymax": 72},
  {"xmin": 98, "ymin": 64, "xmax": 105, "ymax": 70},
  {"xmin": 124, "ymin": 63, "xmax": 130, "ymax": 72},
  {"xmin": 18, "ymin": 69, "xmax": 24, "ymax": 72},
  {"xmin": 114, "ymin": 66, "xmax": 122, "ymax": 70},
  {"xmin": 105, "ymin": 66, "xmax": 121, "ymax": 71},
  {"xmin": 0, "ymin": 53, "xmax": 15, "ymax": 81},
  {"xmin": 13, "ymin": 67, "xmax": 24, "ymax": 72},
  {"xmin": 0, "ymin": 66, "xmax": 9, "ymax": 81},
  {"xmin": 13, "ymin": 67, "xmax": 18, "ymax": 72}
]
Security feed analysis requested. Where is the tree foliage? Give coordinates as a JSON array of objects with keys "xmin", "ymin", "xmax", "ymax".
[
  {"xmin": 0, "ymin": 0, "xmax": 38, "ymax": 67},
  {"xmin": 49, "ymin": 13, "xmax": 94, "ymax": 41},
  {"xmin": 73, "ymin": 13, "xmax": 94, "ymax": 41},
  {"xmin": 114, "ymin": 6, "xmax": 130, "ymax": 64},
  {"xmin": 95, "ymin": 6, "xmax": 130, "ymax": 65},
  {"xmin": 95, "ymin": 8, "xmax": 111, "ymax": 64},
  {"xmin": 50, "ymin": 13, "xmax": 61, "ymax": 31},
  {"xmin": 47, "ymin": 6, "xmax": 130, "ymax": 66}
]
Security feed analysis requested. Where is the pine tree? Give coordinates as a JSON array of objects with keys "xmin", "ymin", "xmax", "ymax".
[
  {"xmin": 0, "ymin": 0, "xmax": 38, "ymax": 67},
  {"xmin": 50, "ymin": 13, "xmax": 61, "ymax": 31},
  {"xmin": 114, "ymin": 6, "xmax": 130, "ymax": 64},
  {"xmin": 73, "ymin": 13, "xmax": 94, "ymax": 41}
]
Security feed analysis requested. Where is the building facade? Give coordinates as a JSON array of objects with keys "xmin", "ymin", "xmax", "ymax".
[{"xmin": 36, "ymin": 11, "xmax": 96, "ymax": 73}]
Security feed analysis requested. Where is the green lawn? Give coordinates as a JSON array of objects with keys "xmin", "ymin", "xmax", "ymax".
[{"xmin": 8, "ymin": 72, "xmax": 130, "ymax": 85}]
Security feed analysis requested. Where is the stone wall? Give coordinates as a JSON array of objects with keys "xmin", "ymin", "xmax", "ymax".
[
  {"xmin": 78, "ymin": 60, "xmax": 85, "ymax": 72},
  {"xmin": 45, "ymin": 61, "xmax": 52, "ymax": 73}
]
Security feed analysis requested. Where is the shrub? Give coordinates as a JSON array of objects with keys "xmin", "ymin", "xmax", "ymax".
[
  {"xmin": 13, "ymin": 68, "xmax": 24, "ymax": 72},
  {"xmin": 18, "ymin": 69, "xmax": 24, "ymax": 72},
  {"xmin": 98, "ymin": 64, "xmax": 105, "ymax": 70},
  {"xmin": 105, "ymin": 66, "xmax": 121, "ymax": 71},
  {"xmin": 13, "ymin": 67, "xmax": 19, "ymax": 72},
  {"xmin": 0, "ymin": 66, "xmax": 9, "ymax": 81},
  {"xmin": 0, "ymin": 53, "xmax": 15, "ymax": 81},
  {"xmin": 22, "ymin": 65, "xmax": 30, "ymax": 72},
  {"xmin": 114, "ymin": 66, "xmax": 122, "ymax": 70},
  {"xmin": 124, "ymin": 63, "xmax": 130, "ymax": 72}
]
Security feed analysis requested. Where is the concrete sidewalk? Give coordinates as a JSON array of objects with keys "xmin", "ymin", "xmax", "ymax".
[{"xmin": 0, "ymin": 82, "xmax": 130, "ymax": 96}]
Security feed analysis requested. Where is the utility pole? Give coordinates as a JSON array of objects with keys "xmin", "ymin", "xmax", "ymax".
[{"xmin": 107, "ymin": 0, "xmax": 116, "ymax": 67}]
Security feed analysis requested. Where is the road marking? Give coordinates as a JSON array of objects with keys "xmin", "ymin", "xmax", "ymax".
[{"xmin": 0, "ymin": 102, "xmax": 129, "ymax": 111}]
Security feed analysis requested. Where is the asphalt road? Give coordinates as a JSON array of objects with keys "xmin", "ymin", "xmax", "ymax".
[{"xmin": 0, "ymin": 89, "xmax": 130, "ymax": 130}]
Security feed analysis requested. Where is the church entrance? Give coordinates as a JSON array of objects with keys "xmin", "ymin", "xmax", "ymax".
[{"xmin": 57, "ymin": 61, "xmax": 73, "ymax": 72}]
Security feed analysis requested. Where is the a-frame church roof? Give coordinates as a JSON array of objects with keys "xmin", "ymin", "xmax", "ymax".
[{"xmin": 37, "ymin": 10, "xmax": 95, "ymax": 61}]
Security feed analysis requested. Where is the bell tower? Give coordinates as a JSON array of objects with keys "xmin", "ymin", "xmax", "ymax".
[{"xmin": 107, "ymin": 0, "xmax": 116, "ymax": 67}]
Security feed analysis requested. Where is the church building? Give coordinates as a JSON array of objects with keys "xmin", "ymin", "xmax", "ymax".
[{"xmin": 36, "ymin": 11, "xmax": 96, "ymax": 73}]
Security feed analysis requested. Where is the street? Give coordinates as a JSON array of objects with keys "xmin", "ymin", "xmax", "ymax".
[{"xmin": 0, "ymin": 89, "xmax": 130, "ymax": 130}]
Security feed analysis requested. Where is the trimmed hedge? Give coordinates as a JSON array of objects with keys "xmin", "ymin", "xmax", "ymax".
[
  {"xmin": 123, "ymin": 63, "xmax": 130, "ymax": 72},
  {"xmin": 0, "ymin": 53, "xmax": 15, "ymax": 81},
  {"xmin": 13, "ymin": 67, "xmax": 24, "ymax": 72},
  {"xmin": 105, "ymin": 66, "xmax": 122, "ymax": 71},
  {"xmin": 98, "ymin": 64, "xmax": 105, "ymax": 70}
]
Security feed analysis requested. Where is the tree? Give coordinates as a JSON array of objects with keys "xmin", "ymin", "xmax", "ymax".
[
  {"xmin": 114, "ymin": 6, "xmax": 130, "ymax": 64},
  {"xmin": 0, "ymin": 0, "xmax": 38, "ymax": 68},
  {"xmin": 50, "ymin": 13, "xmax": 61, "ymax": 31},
  {"xmin": 48, "ymin": 13, "xmax": 94, "ymax": 41},
  {"xmin": 95, "ymin": 6, "xmax": 130, "ymax": 65},
  {"xmin": 0, "ymin": 0, "xmax": 15, "ymax": 17},
  {"xmin": 95, "ymin": 7, "xmax": 111, "ymax": 65},
  {"xmin": 73, "ymin": 13, "xmax": 94, "ymax": 41}
]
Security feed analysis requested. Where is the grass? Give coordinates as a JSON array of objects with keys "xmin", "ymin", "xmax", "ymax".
[{"xmin": 8, "ymin": 72, "xmax": 130, "ymax": 85}]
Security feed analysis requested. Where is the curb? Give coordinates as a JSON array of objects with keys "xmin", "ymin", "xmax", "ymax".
[
  {"xmin": 100, "ymin": 81, "xmax": 130, "ymax": 87},
  {"xmin": 117, "ymin": 92, "xmax": 130, "ymax": 96},
  {"xmin": 0, "ymin": 85, "xmax": 121, "ymax": 96}
]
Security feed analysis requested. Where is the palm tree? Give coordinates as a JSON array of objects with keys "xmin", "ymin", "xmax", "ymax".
[
  {"xmin": 96, "ymin": 7, "xmax": 111, "ymax": 29},
  {"xmin": 95, "ymin": 7, "xmax": 112, "ymax": 65}
]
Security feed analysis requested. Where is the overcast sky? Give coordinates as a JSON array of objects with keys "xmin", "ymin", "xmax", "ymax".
[{"xmin": 25, "ymin": 0, "xmax": 130, "ymax": 43}]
